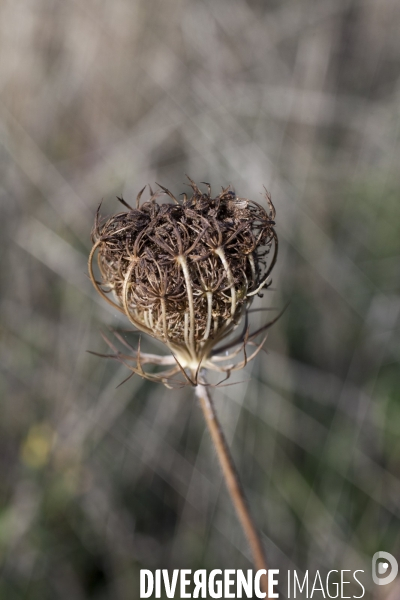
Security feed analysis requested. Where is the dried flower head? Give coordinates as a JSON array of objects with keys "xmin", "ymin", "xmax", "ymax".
[{"xmin": 89, "ymin": 178, "xmax": 279, "ymax": 387}]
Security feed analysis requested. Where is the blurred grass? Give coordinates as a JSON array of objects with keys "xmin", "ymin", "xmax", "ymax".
[{"xmin": 1, "ymin": 0, "xmax": 400, "ymax": 598}]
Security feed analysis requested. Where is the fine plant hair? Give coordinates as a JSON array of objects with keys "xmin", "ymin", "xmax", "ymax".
[{"xmin": 88, "ymin": 178, "xmax": 280, "ymax": 596}]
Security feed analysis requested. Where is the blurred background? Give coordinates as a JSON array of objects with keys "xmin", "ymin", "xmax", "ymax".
[{"xmin": 1, "ymin": 0, "xmax": 400, "ymax": 598}]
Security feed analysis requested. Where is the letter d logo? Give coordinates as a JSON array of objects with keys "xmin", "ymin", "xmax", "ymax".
[{"xmin": 372, "ymin": 552, "xmax": 398, "ymax": 586}]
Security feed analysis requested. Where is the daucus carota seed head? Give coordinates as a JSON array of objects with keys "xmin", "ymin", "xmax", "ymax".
[{"xmin": 89, "ymin": 178, "xmax": 278, "ymax": 387}]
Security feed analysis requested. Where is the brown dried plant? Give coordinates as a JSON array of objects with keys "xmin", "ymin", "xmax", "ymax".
[
  {"xmin": 89, "ymin": 178, "xmax": 280, "ymax": 596},
  {"xmin": 88, "ymin": 177, "xmax": 279, "ymax": 388}
]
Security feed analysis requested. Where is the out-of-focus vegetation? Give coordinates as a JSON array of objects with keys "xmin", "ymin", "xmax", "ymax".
[{"xmin": 0, "ymin": 1, "xmax": 399, "ymax": 598}]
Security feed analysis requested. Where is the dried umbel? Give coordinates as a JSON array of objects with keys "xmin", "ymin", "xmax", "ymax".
[{"xmin": 89, "ymin": 178, "xmax": 279, "ymax": 387}]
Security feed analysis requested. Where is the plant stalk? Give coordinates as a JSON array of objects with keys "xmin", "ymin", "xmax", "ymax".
[{"xmin": 195, "ymin": 382, "xmax": 269, "ymax": 597}]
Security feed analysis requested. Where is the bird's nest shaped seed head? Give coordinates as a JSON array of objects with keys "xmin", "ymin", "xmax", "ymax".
[{"xmin": 89, "ymin": 178, "xmax": 279, "ymax": 387}]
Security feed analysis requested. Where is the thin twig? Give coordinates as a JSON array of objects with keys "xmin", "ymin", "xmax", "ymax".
[{"xmin": 195, "ymin": 381, "xmax": 269, "ymax": 597}]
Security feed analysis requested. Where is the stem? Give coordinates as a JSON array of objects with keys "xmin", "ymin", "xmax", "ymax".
[
  {"xmin": 178, "ymin": 255, "xmax": 196, "ymax": 357},
  {"xmin": 195, "ymin": 382, "xmax": 269, "ymax": 597},
  {"xmin": 215, "ymin": 246, "xmax": 236, "ymax": 317}
]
